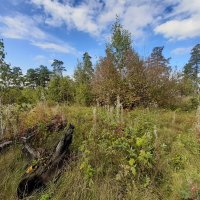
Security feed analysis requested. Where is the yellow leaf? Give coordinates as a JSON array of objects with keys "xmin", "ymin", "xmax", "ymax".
[{"xmin": 26, "ymin": 166, "xmax": 33, "ymax": 174}]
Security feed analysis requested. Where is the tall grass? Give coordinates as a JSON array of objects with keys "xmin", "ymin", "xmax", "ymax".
[{"xmin": 0, "ymin": 103, "xmax": 199, "ymax": 200}]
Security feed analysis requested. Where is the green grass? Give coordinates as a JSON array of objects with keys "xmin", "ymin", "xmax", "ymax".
[{"xmin": 0, "ymin": 104, "xmax": 199, "ymax": 200}]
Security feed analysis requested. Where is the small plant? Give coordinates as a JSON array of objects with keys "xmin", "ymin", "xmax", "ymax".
[
  {"xmin": 0, "ymin": 103, "xmax": 21, "ymax": 138},
  {"xmin": 180, "ymin": 179, "xmax": 200, "ymax": 200},
  {"xmin": 79, "ymin": 141, "xmax": 95, "ymax": 186},
  {"xmin": 40, "ymin": 193, "xmax": 51, "ymax": 200},
  {"xmin": 170, "ymin": 154, "xmax": 185, "ymax": 171}
]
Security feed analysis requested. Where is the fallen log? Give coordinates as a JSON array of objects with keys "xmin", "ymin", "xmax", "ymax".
[
  {"xmin": 22, "ymin": 144, "xmax": 41, "ymax": 160},
  {"xmin": 17, "ymin": 124, "xmax": 75, "ymax": 199}
]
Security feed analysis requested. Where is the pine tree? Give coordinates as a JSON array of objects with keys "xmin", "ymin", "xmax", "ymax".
[
  {"xmin": 25, "ymin": 68, "xmax": 38, "ymax": 88},
  {"xmin": 51, "ymin": 59, "xmax": 65, "ymax": 77},
  {"xmin": 36, "ymin": 65, "xmax": 51, "ymax": 87},
  {"xmin": 147, "ymin": 46, "xmax": 170, "ymax": 73},
  {"xmin": 190, "ymin": 44, "xmax": 200, "ymax": 78},
  {"xmin": 11, "ymin": 67, "xmax": 23, "ymax": 87},
  {"xmin": 0, "ymin": 39, "xmax": 5, "ymax": 65},
  {"xmin": 183, "ymin": 44, "xmax": 200, "ymax": 91},
  {"xmin": 82, "ymin": 52, "xmax": 94, "ymax": 83}
]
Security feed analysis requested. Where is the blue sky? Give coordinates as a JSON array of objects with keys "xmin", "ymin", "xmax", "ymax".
[{"xmin": 0, "ymin": 0, "xmax": 200, "ymax": 76}]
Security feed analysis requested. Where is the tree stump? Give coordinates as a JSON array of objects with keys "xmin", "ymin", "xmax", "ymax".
[{"xmin": 17, "ymin": 124, "xmax": 74, "ymax": 199}]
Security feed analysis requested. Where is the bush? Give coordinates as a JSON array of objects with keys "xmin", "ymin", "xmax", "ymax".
[
  {"xmin": 47, "ymin": 77, "xmax": 74, "ymax": 103},
  {"xmin": 179, "ymin": 96, "xmax": 199, "ymax": 111}
]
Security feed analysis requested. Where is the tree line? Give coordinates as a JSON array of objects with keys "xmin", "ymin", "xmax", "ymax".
[{"xmin": 0, "ymin": 19, "xmax": 200, "ymax": 109}]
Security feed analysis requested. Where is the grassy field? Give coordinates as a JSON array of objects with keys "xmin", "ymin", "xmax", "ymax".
[{"xmin": 0, "ymin": 103, "xmax": 199, "ymax": 200}]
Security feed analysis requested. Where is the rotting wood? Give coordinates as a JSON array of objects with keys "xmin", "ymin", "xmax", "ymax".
[
  {"xmin": 22, "ymin": 144, "xmax": 41, "ymax": 160},
  {"xmin": 17, "ymin": 124, "xmax": 74, "ymax": 199}
]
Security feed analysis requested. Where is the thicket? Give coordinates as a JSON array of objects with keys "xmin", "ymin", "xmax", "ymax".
[{"xmin": 0, "ymin": 19, "xmax": 200, "ymax": 109}]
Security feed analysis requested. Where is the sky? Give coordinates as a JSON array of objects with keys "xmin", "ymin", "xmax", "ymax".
[{"xmin": 0, "ymin": 0, "xmax": 200, "ymax": 76}]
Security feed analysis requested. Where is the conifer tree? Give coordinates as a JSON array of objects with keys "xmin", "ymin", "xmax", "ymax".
[
  {"xmin": 183, "ymin": 44, "xmax": 200, "ymax": 92},
  {"xmin": 51, "ymin": 59, "xmax": 65, "ymax": 77},
  {"xmin": 74, "ymin": 52, "xmax": 94, "ymax": 105}
]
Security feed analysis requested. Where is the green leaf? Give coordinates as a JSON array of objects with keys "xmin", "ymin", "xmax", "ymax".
[
  {"xmin": 129, "ymin": 158, "xmax": 135, "ymax": 166},
  {"xmin": 131, "ymin": 166, "xmax": 136, "ymax": 176}
]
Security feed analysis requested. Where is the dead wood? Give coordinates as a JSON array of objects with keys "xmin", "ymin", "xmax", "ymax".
[
  {"xmin": 22, "ymin": 144, "xmax": 41, "ymax": 160},
  {"xmin": 17, "ymin": 124, "xmax": 74, "ymax": 199}
]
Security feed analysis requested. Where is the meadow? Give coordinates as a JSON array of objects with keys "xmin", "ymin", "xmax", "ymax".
[{"xmin": 0, "ymin": 103, "xmax": 199, "ymax": 200}]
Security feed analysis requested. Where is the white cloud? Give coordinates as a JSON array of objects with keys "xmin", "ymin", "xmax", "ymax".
[
  {"xmin": 97, "ymin": 0, "xmax": 125, "ymax": 29},
  {"xmin": 33, "ymin": 41, "xmax": 79, "ymax": 54},
  {"xmin": 31, "ymin": 0, "xmax": 101, "ymax": 35},
  {"xmin": 0, "ymin": 14, "xmax": 46, "ymax": 40},
  {"xmin": 171, "ymin": 0, "xmax": 200, "ymax": 16},
  {"xmin": 30, "ymin": 0, "xmax": 165, "ymax": 39},
  {"xmin": 155, "ymin": 16, "xmax": 200, "ymax": 40},
  {"xmin": 2, "ymin": 0, "xmax": 199, "ymax": 47},
  {"xmin": 155, "ymin": 0, "xmax": 200, "ymax": 40},
  {"xmin": 33, "ymin": 0, "xmax": 200, "ymax": 41},
  {"xmin": 122, "ymin": 4, "xmax": 157, "ymax": 38},
  {"xmin": 171, "ymin": 47, "xmax": 192, "ymax": 56},
  {"xmin": 0, "ymin": 13, "xmax": 79, "ymax": 55}
]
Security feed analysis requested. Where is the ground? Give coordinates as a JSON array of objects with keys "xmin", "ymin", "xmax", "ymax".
[{"xmin": 0, "ymin": 103, "xmax": 199, "ymax": 200}]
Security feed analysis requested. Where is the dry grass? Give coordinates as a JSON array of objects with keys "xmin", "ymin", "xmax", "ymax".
[{"xmin": 0, "ymin": 103, "xmax": 199, "ymax": 200}]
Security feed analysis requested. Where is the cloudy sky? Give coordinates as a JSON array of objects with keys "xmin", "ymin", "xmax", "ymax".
[{"xmin": 0, "ymin": 0, "xmax": 200, "ymax": 75}]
